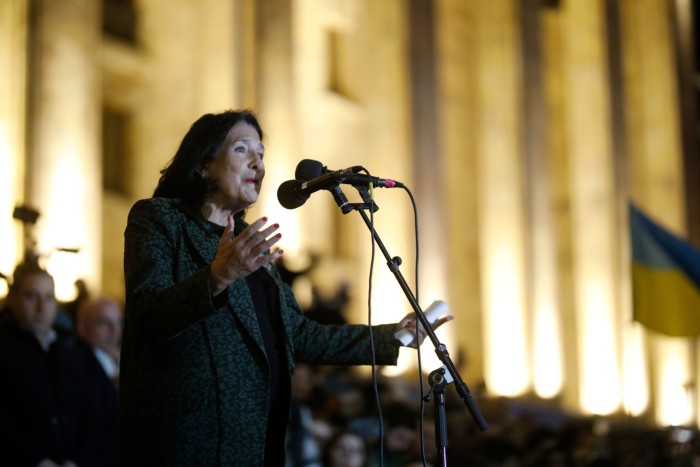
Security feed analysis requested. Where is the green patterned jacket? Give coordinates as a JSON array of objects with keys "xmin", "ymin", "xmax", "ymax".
[{"xmin": 117, "ymin": 197, "xmax": 401, "ymax": 466}]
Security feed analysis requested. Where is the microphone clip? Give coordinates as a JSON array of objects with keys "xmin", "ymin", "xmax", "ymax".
[{"xmin": 352, "ymin": 185, "xmax": 379, "ymax": 213}]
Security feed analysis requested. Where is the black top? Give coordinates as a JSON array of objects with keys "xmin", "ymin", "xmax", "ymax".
[
  {"xmin": 208, "ymin": 221, "xmax": 290, "ymax": 466},
  {"xmin": 246, "ymin": 267, "xmax": 291, "ymax": 466}
]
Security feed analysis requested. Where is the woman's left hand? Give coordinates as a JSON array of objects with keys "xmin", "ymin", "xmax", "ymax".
[{"xmin": 395, "ymin": 312, "xmax": 454, "ymax": 348}]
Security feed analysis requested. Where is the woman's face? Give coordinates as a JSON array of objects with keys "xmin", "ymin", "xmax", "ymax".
[{"xmin": 202, "ymin": 121, "xmax": 265, "ymax": 214}]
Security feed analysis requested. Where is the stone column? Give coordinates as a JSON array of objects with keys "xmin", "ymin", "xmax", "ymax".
[
  {"xmin": 561, "ymin": 0, "xmax": 621, "ymax": 415},
  {"xmin": 472, "ymin": 0, "xmax": 530, "ymax": 396},
  {"xmin": 26, "ymin": 0, "xmax": 101, "ymax": 300},
  {"xmin": 434, "ymin": 0, "xmax": 483, "ymax": 385},
  {"xmin": 436, "ymin": 0, "xmax": 529, "ymax": 390},
  {"xmin": 0, "ymin": 0, "xmax": 28, "ymax": 289},
  {"xmin": 284, "ymin": 0, "xmax": 416, "ymax": 371},
  {"xmin": 522, "ymin": 0, "xmax": 565, "ymax": 401}
]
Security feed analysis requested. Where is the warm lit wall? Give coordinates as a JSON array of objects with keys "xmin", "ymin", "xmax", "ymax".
[
  {"xmin": 620, "ymin": 0, "xmax": 693, "ymax": 426},
  {"xmin": 524, "ymin": 1, "xmax": 564, "ymax": 402},
  {"xmin": 286, "ymin": 0, "xmax": 423, "ymax": 376},
  {"xmin": 26, "ymin": 0, "xmax": 102, "ymax": 301},
  {"xmin": 435, "ymin": 0, "xmax": 692, "ymax": 424},
  {"xmin": 438, "ymin": 0, "xmax": 532, "ymax": 396},
  {"xmin": 541, "ymin": 1, "xmax": 576, "ymax": 410},
  {"xmin": 100, "ymin": 0, "xmax": 247, "ymax": 300},
  {"xmin": 561, "ymin": 0, "xmax": 623, "ymax": 416},
  {"xmin": 435, "ymin": 0, "xmax": 486, "ymax": 389},
  {"xmin": 0, "ymin": 0, "xmax": 27, "ymax": 294}
]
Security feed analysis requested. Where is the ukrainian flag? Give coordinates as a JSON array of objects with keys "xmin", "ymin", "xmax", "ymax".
[{"xmin": 630, "ymin": 203, "xmax": 700, "ymax": 337}]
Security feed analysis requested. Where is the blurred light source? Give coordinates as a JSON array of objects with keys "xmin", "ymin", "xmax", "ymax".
[
  {"xmin": 533, "ymin": 301, "xmax": 563, "ymax": 399},
  {"xmin": 657, "ymin": 339, "xmax": 694, "ymax": 426},
  {"xmin": 580, "ymin": 279, "xmax": 621, "ymax": 415},
  {"xmin": 46, "ymin": 249, "xmax": 81, "ymax": 302},
  {"xmin": 0, "ymin": 123, "xmax": 22, "ymax": 285},
  {"xmin": 485, "ymin": 246, "xmax": 529, "ymax": 397},
  {"xmin": 38, "ymin": 143, "xmax": 95, "ymax": 302},
  {"xmin": 622, "ymin": 324, "xmax": 648, "ymax": 416},
  {"xmin": 0, "ymin": 273, "xmax": 8, "ymax": 298}
]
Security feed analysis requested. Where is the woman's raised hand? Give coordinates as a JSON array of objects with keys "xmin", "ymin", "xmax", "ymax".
[{"xmin": 209, "ymin": 216, "xmax": 283, "ymax": 295}]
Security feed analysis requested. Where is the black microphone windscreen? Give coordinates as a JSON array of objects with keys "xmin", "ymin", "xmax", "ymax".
[
  {"xmin": 295, "ymin": 159, "xmax": 324, "ymax": 181},
  {"xmin": 277, "ymin": 179, "xmax": 309, "ymax": 209}
]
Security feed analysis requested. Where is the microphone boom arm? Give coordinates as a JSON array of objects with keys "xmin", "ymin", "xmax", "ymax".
[{"xmin": 347, "ymin": 202, "xmax": 488, "ymax": 433}]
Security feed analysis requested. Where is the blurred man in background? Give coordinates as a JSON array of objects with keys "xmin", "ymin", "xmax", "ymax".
[
  {"xmin": 0, "ymin": 261, "xmax": 115, "ymax": 467},
  {"xmin": 76, "ymin": 296, "xmax": 123, "ymax": 385}
]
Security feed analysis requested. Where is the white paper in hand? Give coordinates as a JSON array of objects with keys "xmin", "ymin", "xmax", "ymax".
[{"xmin": 394, "ymin": 300, "xmax": 449, "ymax": 346}]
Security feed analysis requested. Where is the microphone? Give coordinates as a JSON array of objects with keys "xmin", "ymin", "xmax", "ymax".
[
  {"xmin": 294, "ymin": 159, "xmax": 353, "ymax": 213},
  {"xmin": 277, "ymin": 179, "xmax": 312, "ymax": 209},
  {"xmin": 294, "ymin": 159, "xmax": 402, "ymax": 189},
  {"xmin": 277, "ymin": 159, "xmax": 403, "ymax": 210},
  {"xmin": 295, "ymin": 159, "xmax": 380, "ymax": 213},
  {"xmin": 295, "ymin": 159, "xmax": 360, "ymax": 181}
]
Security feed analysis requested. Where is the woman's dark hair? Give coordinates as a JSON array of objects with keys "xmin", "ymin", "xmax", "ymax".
[{"xmin": 153, "ymin": 109, "xmax": 263, "ymax": 206}]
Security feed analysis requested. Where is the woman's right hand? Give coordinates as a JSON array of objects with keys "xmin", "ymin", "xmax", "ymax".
[{"xmin": 209, "ymin": 216, "xmax": 283, "ymax": 295}]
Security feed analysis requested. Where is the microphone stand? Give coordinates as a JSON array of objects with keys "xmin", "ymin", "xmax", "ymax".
[
  {"xmin": 336, "ymin": 191, "xmax": 488, "ymax": 465},
  {"xmin": 428, "ymin": 367, "xmax": 451, "ymax": 467}
]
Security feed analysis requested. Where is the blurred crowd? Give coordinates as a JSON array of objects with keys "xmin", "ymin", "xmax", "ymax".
[
  {"xmin": 0, "ymin": 256, "xmax": 121, "ymax": 466},
  {"xmin": 1, "ymin": 254, "xmax": 699, "ymax": 466},
  {"xmin": 284, "ymin": 361, "xmax": 700, "ymax": 467}
]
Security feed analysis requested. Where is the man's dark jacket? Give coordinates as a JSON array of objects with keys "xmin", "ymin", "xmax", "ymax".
[{"xmin": 0, "ymin": 320, "xmax": 115, "ymax": 467}]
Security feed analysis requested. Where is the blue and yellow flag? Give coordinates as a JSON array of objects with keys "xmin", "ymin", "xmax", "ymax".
[{"xmin": 630, "ymin": 204, "xmax": 700, "ymax": 337}]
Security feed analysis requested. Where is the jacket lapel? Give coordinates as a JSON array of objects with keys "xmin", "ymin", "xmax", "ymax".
[
  {"xmin": 180, "ymin": 211, "xmax": 266, "ymax": 355},
  {"xmin": 227, "ymin": 280, "xmax": 267, "ymax": 355}
]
